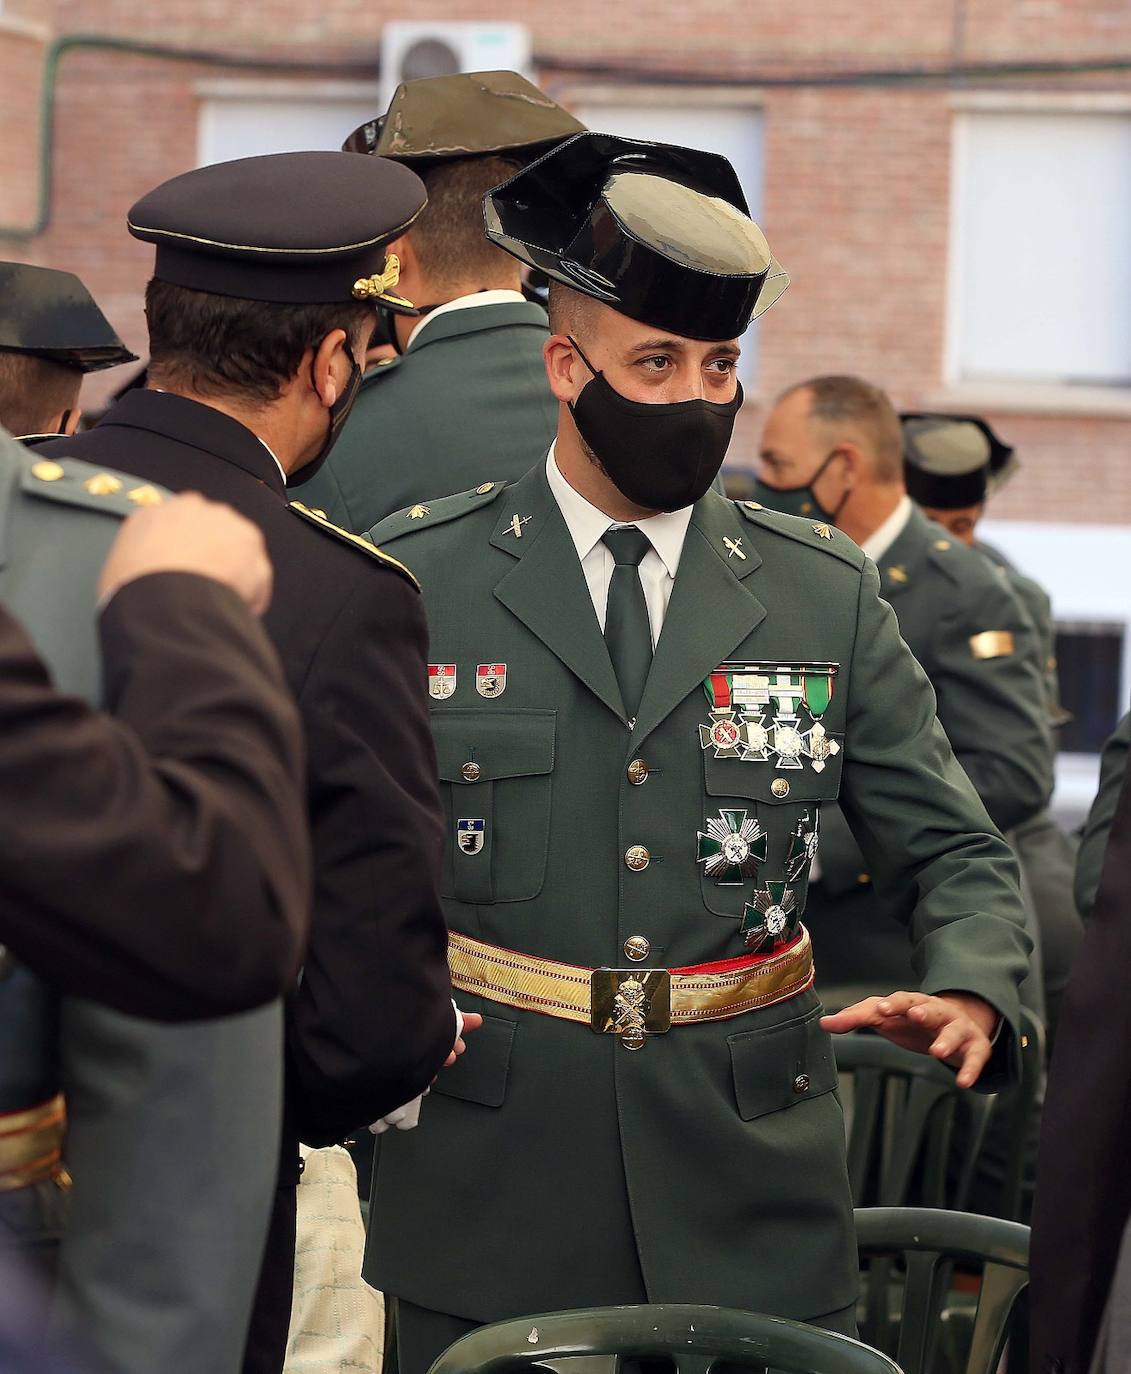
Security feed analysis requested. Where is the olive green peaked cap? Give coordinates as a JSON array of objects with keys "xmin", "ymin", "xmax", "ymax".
[{"xmin": 342, "ymin": 70, "xmax": 585, "ymax": 166}]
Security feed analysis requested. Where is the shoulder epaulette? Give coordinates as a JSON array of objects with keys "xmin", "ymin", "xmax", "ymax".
[
  {"xmin": 19, "ymin": 454, "xmax": 169, "ymax": 518},
  {"xmin": 360, "ymin": 355, "xmax": 403, "ymax": 387},
  {"xmin": 289, "ymin": 500, "xmax": 420, "ymax": 590},
  {"xmin": 735, "ymin": 500, "xmax": 865, "ymax": 570},
  {"xmin": 371, "ymin": 480, "xmax": 509, "ymax": 544}
]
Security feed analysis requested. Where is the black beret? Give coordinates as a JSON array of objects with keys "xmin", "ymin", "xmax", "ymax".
[
  {"xmin": 0, "ymin": 262, "xmax": 136, "ymax": 372},
  {"xmin": 484, "ymin": 132, "xmax": 788, "ymax": 341},
  {"xmin": 127, "ymin": 152, "xmax": 427, "ymax": 308},
  {"xmin": 901, "ymin": 412, "xmax": 1017, "ymax": 509},
  {"xmin": 342, "ymin": 70, "xmax": 585, "ymax": 167}
]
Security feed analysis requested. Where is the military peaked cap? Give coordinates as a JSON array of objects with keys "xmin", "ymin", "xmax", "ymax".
[
  {"xmin": 343, "ymin": 70, "xmax": 584, "ymax": 167},
  {"xmin": 901, "ymin": 413, "xmax": 1017, "ymax": 509},
  {"xmin": 127, "ymin": 152, "xmax": 427, "ymax": 308},
  {"xmin": 0, "ymin": 262, "xmax": 136, "ymax": 372},
  {"xmin": 484, "ymin": 131, "xmax": 789, "ymax": 341}
]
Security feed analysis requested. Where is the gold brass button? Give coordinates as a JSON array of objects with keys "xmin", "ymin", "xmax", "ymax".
[
  {"xmin": 800, "ymin": 500, "xmax": 813, "ymax": 515},
  {"xmin": 624, "ymin": 935, "xmax": 650, "ymax": 962},
  {"xmin": 127, "ymin": 484, "xmax": 164, "ymax": 507},
  {"xmin": 626, "ymin": 758, "xmax": 649, "ymax": 786},
  {"xmin": 84, "ymin": 473, "xmax": 122, "ymax": 496},
  {"xmin": 857, "ymin": 872, "xmax": 871, "ymax": 886},
  {"xmin": 793, "ymin": 1073, "xmax": 810, "ymax": 1095},
  {"xmin": 460, "ymin": 761, "xmax": 482, "ymax": 783},
  {"xmin": 475, "ymin": 482, "xmax": 495, "ymax": 495},
  {"xmin": 744, "ymin": 501, "xmax": 763, "ymax": 510},
  {"xmin": 934, "ymin": 539, "xmax": 952, "ymax": 551},
  {"xmin": 771, "ymin": 778, "xmax": 790, "ymax": 799},
  {"xmin": 624, "ymin": 845, "xmax": 650, "ymax": 872},
  {"xmin": 621, "ymin": 1030, "xmax": 646, "ymax": 1050},
  {"xmin": 31, "ymin": 460, "xmax": 64, "ymax": 483}
]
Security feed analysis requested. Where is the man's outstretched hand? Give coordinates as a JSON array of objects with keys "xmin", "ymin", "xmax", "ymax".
[{"xmin": 820, "ymin": 991, "xmax": 998, "ymax": 1089}]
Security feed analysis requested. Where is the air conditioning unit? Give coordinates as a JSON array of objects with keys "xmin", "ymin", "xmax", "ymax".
[{"xmin": 378, "ymin": 22, "xmax": 533, "ymax": 111}]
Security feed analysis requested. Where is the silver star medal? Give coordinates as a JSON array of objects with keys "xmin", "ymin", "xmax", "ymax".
[
  {"xmin": 740, "ymin": 882, "xmax": 799, "ymax": 952},
  {"xmin": 696, "ymin": 809, "xmax": 768, "ymax": 885}
]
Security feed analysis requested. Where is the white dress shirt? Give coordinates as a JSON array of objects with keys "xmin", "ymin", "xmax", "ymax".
[
  {"xmin": 860, "ymin": 494, "xmax": 913, "ymax": 564},
  {"xmin": 545, "ymin": 444, "xmax": 694, "ymax": 646},
  {"xmin": 407, "ymin": 288, "xmax": 527, "ymax": 350}
]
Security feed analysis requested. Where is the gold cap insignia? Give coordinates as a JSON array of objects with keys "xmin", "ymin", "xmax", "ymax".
[
  {"xmin": 352, "ymin": 253, "xmax": 413, "ymax": 307},
  {"xmin": 84, "ymin": 474, "xmax": 123, "ymax": 497},
  {"xmin": 127, "ymin": 484, "xmax": 164, "ymax": 507},
  {"xmin": 31, "ymin": 460, "xmax": 64, "ymax": 483},
  {"xmin": 408, "ymin": 504, "xmax": 430, "ymax": 520}
]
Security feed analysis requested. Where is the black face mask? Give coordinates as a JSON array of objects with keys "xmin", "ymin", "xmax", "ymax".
[
  {"xmin": 567, "ymin": 338, "xmax": 743, "ymax": 513},
  {"xmin": 751, "ymin": 450, "xmax": 849, "ymax": 524},
  {"xmin": 287, "ymin": 353, "xmax": 363, "ymax": 489}
]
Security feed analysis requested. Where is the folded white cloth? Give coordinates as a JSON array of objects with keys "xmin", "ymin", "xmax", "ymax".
[{"xmin": 368, "ymin": 1002, "xmax": 464, "ymax": 1135}]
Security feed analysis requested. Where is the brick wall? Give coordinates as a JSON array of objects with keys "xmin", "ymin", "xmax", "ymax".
[{"xmin": 2, "ymin": 0, "xmax": 1129, "ymax": 521}]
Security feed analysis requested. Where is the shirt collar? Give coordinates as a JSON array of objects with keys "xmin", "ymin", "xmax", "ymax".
[
  {"xmin": 861, "ymin": 493, "xmax": 913, "ymax": 563},
  {"xmin": 256, "ymin": 436, "xmax": 288, "ymax": 486},
  {"xmin": 545, "ymin": 443, "xmax": 693, "ymax": 579},
  {"xmin": 408, "ymin": 289, "xmax": 527, "ymax": 349}
]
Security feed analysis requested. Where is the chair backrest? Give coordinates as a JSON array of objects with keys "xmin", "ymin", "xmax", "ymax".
[
  {"xmin": 854, "ymin": 1206, "xmax": 1030, "ymax": 1374},
  {"xmin": 426, "ymin": 1305, "xmax": 904, "ymax": 1374},
  {"xmin": 835, "ymin": 1034, "xmax": 996, "ymax": 1210},
  {"xmin": 997, "ymin": 1008, "xmax": 1046, "ymax": 1223}
]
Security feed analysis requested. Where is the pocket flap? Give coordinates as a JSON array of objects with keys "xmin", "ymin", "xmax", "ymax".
[
  {"xmin": 728, "ymin": 1008, "xmax": 838, "ymax": 1121},
  {"xmin": 433, "ymin": 708, "xmax": 556, "ymax": 783},
  {"xmin": 704, "ymin": 749, "xmax": 843, "ymax": 805},
  {"xmin": 431, "ymin": 1013, "xmax": 515, "ymax": 1108}
]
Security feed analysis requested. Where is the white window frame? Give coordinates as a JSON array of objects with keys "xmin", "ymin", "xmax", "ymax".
[
  {"xmin": 940, "ymin": 92, "xmax": 1131, "ymax": 419},
  {"xmin": 194, "ymin": 79, "xmax": 381, "ymax": 168}
]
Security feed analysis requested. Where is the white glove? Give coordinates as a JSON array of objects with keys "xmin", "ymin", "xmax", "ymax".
[{"xmin": 367, "ymin": 1002, "xmax": 465, "ymax": 1135}]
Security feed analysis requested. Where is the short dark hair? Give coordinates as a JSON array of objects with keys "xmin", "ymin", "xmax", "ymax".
[
  {"xmin": 0, "ymin": 351, "xmax": 82, "ymax": 436},
  {"xmin": 145, "ymin": 280, "xmax": 375, "ymax": 407},
  {"xmin": 783, "ymin": 374, "xmax": 904, "ymax": 482},
  {"xmin": 546, "ymin": 281, "xmax": 601, "ymax": 339},
  {"xmin": 412, "ymin": 155, "xmax": 523, "ymax": 289}
]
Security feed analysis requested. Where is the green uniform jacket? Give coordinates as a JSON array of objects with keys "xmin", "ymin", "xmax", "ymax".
[
  {"xmin": 297, "ymin": 301, "xmax": 557, "ymax": 531},
  {"xmin": 1077, "ymin": 711, "xmax": 1131, "ymax": 919},
  {"xmin": 0, "ymin": 439, "xmax": 281, "ymax": 1374},
  {"xmin": 363, "ymin": 467, "xmax": 1029, "ymax": 1326},
  {"xmin": 806, "ymin": 508, "xmax": 1052, "ymax": 997}
]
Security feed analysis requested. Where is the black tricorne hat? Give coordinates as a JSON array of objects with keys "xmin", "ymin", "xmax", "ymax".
[
  {"xmin": 127, "ymin": 152, "xmax": 427, "ymax": 310},
  {"xmin": 484, "ymin": 132, "xmax": 788, "ymax": 342},
  {"xmin": 342, "ymin": 70, "xmax": 584, "ymax": 167},
  {"xmin": 901, "ymin": 413, "xmax": 1018, "ymax": 510},
  {"xmin": 0, "ymin": 262, "xmax": 137, "ymax": 372}
]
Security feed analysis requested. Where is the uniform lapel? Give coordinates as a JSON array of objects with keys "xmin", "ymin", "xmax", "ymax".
[
  {"xmin": 632, "ymin": 494, "xmax": 767, "ymax": 745},
  {"xmin": 491, "ymin": 464, "xmax": 627, "ymax": 722}
]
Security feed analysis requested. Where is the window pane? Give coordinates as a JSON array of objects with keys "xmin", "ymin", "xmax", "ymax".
[
  {"xmin": 954, "ymin": 113, "xmax": 1131, "ymax": 386},
  {"xmin": 1055, "ymin": 622, "xmax": 1124, "ymax": 754}
]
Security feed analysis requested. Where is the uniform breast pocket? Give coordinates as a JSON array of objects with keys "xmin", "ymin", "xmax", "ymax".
[
  {"xmin": 700, "ymin": 746, "xmax": 844, "ymax": 920},
  {"xmin": 432, "ymin": 708, "xmax": 556, "ymax": 904}
]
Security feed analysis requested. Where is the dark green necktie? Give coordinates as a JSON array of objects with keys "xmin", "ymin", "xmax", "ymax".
[{"xmin": 602, "ymin": 526, "xmax": 654, "ymax": 719}]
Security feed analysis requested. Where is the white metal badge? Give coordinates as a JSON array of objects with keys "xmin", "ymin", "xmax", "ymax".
[
  {"xmin": 457, "ymin": 819, "xmax": 485, "ymax": 855},
  {"xmin": 476, "ymin": 663, "xmax": 507, "ymax": 698},
  {"xmin": 429, "ymin": 663, "xmax": 457, "ymax": 700}
]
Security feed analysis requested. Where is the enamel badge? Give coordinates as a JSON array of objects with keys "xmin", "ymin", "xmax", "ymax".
[
  {"xmin": 429, "ymin": 663, "xmax": 457, "ymax": 699},
  {"xmin": 457, "ymin": 819, "xmax": 485, "ymax": 855},
  {"xmin": 740, "ymin": 882, "xmax": 799, "ymax": 953},
  {"xmin": 785, "ymin": 812, "xmax": 820, "ymax": 882},
  {"xmin": 476, "ymin": 663, "xmax": 507, "ymax": 698},
  {"xmin": 696, "ymin": 809, "xmax": 768, "ymax": 885}
]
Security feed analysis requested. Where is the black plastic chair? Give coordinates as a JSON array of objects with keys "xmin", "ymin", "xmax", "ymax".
[
  {"xmin": 427, "ymin": 1304, "xmax": 904, "ymax": 1374},
  {"xmin": 854, "ymin": 1207, "xmax": 1029, "ymax": 1374},
  {"xmin": 835, "ymin": 1034, "xmax": 997, "ymax": 1211}
]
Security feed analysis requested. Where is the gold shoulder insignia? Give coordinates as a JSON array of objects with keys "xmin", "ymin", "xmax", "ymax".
[
  {"xmin": 969, "ymin": 630, "xmax": 1014, "ymax": 661},
  {"xmin": 934, "ymin": 539, "xmax": 952, "ymax": 551},
  {"xmin": 408, "ymin": 504, "xmax": 431, "ymax": 520},
  {"xmin": 812, "ymin": 522, "xmax": 833, "ymax": 540},
  {"xmin": 289, "ymin": 501, "xmax": 420, "ymax": 590},
  {"xmin": 887, "ymin": 565, "xmax": 909, "ymax": 584}
]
